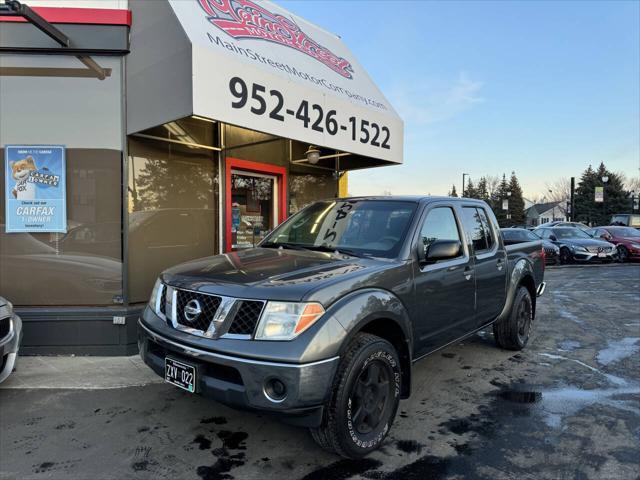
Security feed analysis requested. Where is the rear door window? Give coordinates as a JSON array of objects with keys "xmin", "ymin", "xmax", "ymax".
[
  {"xmin": 461, "ymin": 207, "xmax": 490, "ymax": 252},
  {"xmin": 476, "ymin": 208, "xmax": 495, "ymax": 249}
]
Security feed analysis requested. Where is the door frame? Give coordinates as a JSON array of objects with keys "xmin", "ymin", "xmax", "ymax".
[{"xmin": 225, "ymin": 157, "xmax": 287, "ymax": 252}]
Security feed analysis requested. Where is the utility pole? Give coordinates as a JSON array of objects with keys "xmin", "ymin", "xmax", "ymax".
[{"xmin": 570, "ymin": 177, "xmax": 575, "ymax": 221}]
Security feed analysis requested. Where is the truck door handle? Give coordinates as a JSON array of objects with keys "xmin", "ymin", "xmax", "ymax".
[
  {"xmin": 463, "ymin": 267, "xmax": 473, "ymax": 280},
  {"xmin": 497, "ymin": 259, "xmax": 504, "ymax": 271}
]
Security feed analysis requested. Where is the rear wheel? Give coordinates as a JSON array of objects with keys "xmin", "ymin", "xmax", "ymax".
[
  {"xmin": 617, "ymin": 245, "xmax": 629, "ymax": 263},
  {"xmin": 310, "ymin": 333, "xmax": 401, "ymax": 458},
  {"xmin": 493, "ymin": 286, "xmax": 533, "ymax": 351},
  {"xmin": 559, "ymin": 247, "xmax": 572, "ymax": 265}
]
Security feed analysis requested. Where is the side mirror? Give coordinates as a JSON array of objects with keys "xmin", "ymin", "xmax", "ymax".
[
  {"xmin": 600, "ymin": 234, "xmax": 611, "ymax": 241},
  {"xmin": 419, "ymin": 239, "xmax": 462, "ymax": 263},
  {"xmin": 549, "ymin": 234, "xmax": 557, "ymax": 242}
]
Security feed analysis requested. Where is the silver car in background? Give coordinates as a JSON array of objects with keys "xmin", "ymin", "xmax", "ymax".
[{"xmin": 0, "ymin": 297, "xmax": 22, "ymax": 383}]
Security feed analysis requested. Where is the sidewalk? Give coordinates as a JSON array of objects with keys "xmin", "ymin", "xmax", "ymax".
[{"xmin": 0, "ymin": 355, "xmax": 163, "ymax": 390}]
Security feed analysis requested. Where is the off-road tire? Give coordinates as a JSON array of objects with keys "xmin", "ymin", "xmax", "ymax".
[
  {"xmin": 493, "ymin": 286, "xmax": 533, "ymax": 351},
  {"xmin": 310, "ymin": 333, "xmax": 401, "ymax": 458}
]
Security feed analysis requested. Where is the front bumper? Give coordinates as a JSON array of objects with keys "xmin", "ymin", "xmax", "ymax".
[
  {"xmin": 138, "ymin": 319, "xmax": 339, "ymax": 427},
  {"xmin": 572, "ymin": 251, "xmax": 616, "ymax": 262},
  {"xmin": 0, "ymin": 313, "xmax": 22, "ymax": 384}
]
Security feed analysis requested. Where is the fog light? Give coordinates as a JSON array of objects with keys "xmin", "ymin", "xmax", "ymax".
[{"xmin": 264, "ymin": 378, "xmax": 287, "ymax": 402}]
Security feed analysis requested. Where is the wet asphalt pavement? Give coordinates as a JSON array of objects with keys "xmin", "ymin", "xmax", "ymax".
[{"xmin": 1, "ymin": 264, "xmax": 639, "ymax": 480}]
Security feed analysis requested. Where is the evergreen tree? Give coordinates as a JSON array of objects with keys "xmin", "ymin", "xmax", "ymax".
[
  {"xmin": 494, "ymin": 174, "xmax": 510, "ymax": 227},
  {"xmin": 463, "ymin": 179, "xmax": 478, "ymax": 198},
  {"xmin": 476, "ymin": 177, "xmax": 489, "ymax": 202},
  {"xmin": 508, "ymin": 171, "xmax": 525, "ymax": 225},
  {"xmin": 574, "ymin": 163, "xmax": 628, "ymax": 225},
  {"xmin": 449, "ymin": 184, "xmax": 458, "ymax": 197}
]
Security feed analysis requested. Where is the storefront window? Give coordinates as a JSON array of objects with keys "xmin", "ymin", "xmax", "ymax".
[
  {"xmin": 0, "ymin": 149, "xmax": 123, "ymax": 306},
  {"xmin": 289, "ymin": 170, "xmax": 338, "ymax": 214},
  {"xmin": 127, "ymin": 137, "xmax": 219, "ymax": 303}
]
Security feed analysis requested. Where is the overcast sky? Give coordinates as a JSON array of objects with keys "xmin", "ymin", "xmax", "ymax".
[{"xmin": 282, "ymin": 0, "xmax": 640, "ymax": 199}]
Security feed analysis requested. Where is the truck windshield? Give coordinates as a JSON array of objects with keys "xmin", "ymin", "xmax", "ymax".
[{"xmin": 262, "ymin": 200, "xmax": 418, "ymax": 258}]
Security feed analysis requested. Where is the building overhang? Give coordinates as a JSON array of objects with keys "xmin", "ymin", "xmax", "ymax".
[{"xmin": 126, "ymin": 0, "xmax": 403, "ymax": 167}]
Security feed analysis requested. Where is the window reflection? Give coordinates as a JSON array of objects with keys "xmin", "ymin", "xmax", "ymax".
[
  {"xmin": 128, "ymin": 138, "xmax": 218, "ymax": 303},
  {"xmin": 0, "ymin": 149, "xmax": 122, "ymax": 305},
  {"xmin": 289, "ymin": 172, "xmax": 337, "ymax": 214}
]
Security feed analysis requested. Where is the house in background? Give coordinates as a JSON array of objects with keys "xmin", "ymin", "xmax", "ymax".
[{"xmin": 525, "ymin": 201, "xmax": 568, "ymax": 227}]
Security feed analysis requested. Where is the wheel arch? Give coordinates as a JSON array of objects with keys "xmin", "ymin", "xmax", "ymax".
[
  {"xmin": 496, "ymin": 259, "xmax": 537, "ymax": 323},
  {"xmin": 328, "ymin": 289, "xmax": 413, "ymax": 399}
]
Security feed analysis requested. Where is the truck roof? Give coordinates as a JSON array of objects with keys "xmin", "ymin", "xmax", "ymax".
[{"xmin": 336, "ymin": 195, "xmax": 487, "ymax": 204}]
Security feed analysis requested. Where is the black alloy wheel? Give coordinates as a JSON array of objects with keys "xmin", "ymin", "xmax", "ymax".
[
  {"xmin": 515, "ymin": 293, "xmax": 533, "ymax": 346},
  {"xmin": 351, "ymin": 360, "xmax": 393, "ymax": 435},
  {"xmin": 559, "ymin": 247, "xmax": 572, "ymax": 265}
]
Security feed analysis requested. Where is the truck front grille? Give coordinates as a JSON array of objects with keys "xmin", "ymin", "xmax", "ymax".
[
  {"xmin": 175, "ymin": 290, "xmax": 222, "ymax": 333},
  {"xmin": 228, "ymin": 300, "xmax": 265, "ymax": 335},
  {"xmin": 158, "ymin": 286, "xmax": 265, "ymax": 338}
]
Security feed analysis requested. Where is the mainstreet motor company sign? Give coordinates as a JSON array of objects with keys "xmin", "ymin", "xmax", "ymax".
[{"xmin": 168, "ymin": 0, "xmax": 403, "ymax": 164}]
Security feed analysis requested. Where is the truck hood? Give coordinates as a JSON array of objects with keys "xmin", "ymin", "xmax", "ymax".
[{"xmin": 161, "ymin": 247, "xmax": 394, "ymax": 303}]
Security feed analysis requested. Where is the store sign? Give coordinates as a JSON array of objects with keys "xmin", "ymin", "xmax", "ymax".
[
  {"xmin": 197, "ymin": 0, "xmax": 354, "ymax": 79},
  {"xmin": 169, "ymin": 0, "xmax": 403, "ymax": 164},
  {"xmin": 4, "ymin": 145, "xmax": 67, "ymax": 233},
  {"xmin": 595, "ymin": 186, "xmax": 604, "ymax": 203}
]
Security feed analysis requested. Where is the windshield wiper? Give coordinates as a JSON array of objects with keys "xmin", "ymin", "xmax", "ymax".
[
  {"xmin": 261, "ymin": 242, "xmax": 309, "ymax": 251},
  {"xmin": 304, "ymin": 245, "xmax": 365, "ymax": 258}
]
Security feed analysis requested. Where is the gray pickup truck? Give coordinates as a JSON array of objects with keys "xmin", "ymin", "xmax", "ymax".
[{"xmin": 139, "ymin": 196, "xmax": 545, "ymax": 457}]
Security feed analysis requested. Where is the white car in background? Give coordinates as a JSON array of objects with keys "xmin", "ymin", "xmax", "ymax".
[{"xmin": 0, "ymin": 297, "xmax": 22, "ymax": 383}]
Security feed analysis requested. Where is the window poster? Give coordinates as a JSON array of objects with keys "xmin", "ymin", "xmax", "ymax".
[{"xmin": 5, "ymin": 145, "xmax": 67, "ymax": 233}]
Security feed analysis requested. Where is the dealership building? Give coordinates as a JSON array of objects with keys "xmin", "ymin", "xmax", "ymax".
[{"xmin": 0, "ymin": 0, "xmax": 403, "ymax": 354}]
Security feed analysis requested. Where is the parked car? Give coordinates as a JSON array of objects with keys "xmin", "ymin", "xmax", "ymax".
[
  {"xmin": 139, "ymin": 197, "xmax": 545, "ymax": 458},
  {"xmin": 535, "ymin": 226, "xmax": 616, "ymax": 264},
  {"xmin": 537, "ymin": 221, "xmax": 590, "ymax": 231},
  {"xmin": 0, "ymin": 297, "xmax": 22, "ymax": 384},
  {"xmin": 502, "ymin": 228, "xmax": 559, "ymax": 265},
  {"xmin": 587, "ymin": 226, "xmax": 640, "ymax": 262},
  {"xmin": 610, "ymin": 214, "xmax": 640, "ymax": 229}
]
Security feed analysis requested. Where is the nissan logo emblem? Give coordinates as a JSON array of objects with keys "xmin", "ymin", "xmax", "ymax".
[{"xmin": 184, "ymin": 299, "xmax": 202, "ymax": 322}]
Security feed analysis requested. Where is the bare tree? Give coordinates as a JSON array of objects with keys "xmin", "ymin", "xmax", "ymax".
[
  {"xmin": 543, "ymin": 177, "xmax": 571, "ymax": 202},
  {"xmin": 484, "ymin": 175, "xmax": 501, "ymax": 199},
  {"xmin": 617, "ymin": 171, "xmax": 640, "ymax": 193}
]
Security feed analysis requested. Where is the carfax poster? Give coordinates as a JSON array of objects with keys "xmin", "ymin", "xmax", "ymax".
[{"xmin": 4, "ymin": 145, "xmax": 67, "ymax": 233}]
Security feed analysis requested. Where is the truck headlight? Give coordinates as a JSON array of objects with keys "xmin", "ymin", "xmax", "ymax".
[
  {"xmin": 255, "ymin": 302, "xmax": 325, "ymax": 340},
  {"xmin": 149, "ymin": 278, "xmax": 163, "ymax": 314}
]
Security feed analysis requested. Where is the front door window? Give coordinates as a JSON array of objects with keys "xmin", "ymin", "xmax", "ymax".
[{"xmin": 230, "ymin": 171, "xmax": 276, "ymax": 250}]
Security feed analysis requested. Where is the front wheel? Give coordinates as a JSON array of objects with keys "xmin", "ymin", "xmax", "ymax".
[
  {"xmin": 493, "ymin": 286, "xmax": 533, "ymax": 351},
  {"xmin": 310, "ymin": 333, "xmax": 401, "ymax": 458},
  {"xmin": 559, "ymin": 247, "xmax": 572, "ymax": 265},
  {"xmin": 617, "ymin": 245, "xmax": 629, "ymax": 263}
]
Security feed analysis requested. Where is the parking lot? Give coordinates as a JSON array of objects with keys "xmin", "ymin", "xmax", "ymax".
[{"xmin": 1, "ymin": 264, "xmax": 639, "ymax": 480}]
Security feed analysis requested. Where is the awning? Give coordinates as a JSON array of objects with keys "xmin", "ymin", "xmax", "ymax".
[{"xmin": 126, "ymin": 0, "xmax": 403, "ymax": 165}]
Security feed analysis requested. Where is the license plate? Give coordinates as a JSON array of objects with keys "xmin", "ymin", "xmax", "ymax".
[
  {"xmin": 165, "ymin": 357, "xmax": 196, "ymax": 393},
  {"xmin": 598, "ymin": 252, "xmax": 607, "ymax": 257}
]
